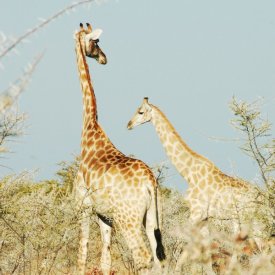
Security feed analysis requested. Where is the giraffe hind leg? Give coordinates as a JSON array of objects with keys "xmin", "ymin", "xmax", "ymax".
[
  {"xmin": 145, "ymin": 186, "xmax": 166, "ymax": 265},
  {"xmin": 145, "ymin": 201, "xmax": 165, "ymax": 267},
  {"xmin": 117, "ymin": 219, "xmax": 153, "ymax": 272}
]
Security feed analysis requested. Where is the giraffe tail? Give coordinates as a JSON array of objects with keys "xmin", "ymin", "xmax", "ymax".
[
  {"xmin": 154, "ymin": 187, "xmax": 166, "ymax": 261},
  {"xmin": 154, "ymin": 228, "xmax": 166, "ymax": 261}
]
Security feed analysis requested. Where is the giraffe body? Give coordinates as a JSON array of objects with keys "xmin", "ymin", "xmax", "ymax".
[{"xmin": 74, "ymin": 26, "xmax": 165, "ymax": 275}]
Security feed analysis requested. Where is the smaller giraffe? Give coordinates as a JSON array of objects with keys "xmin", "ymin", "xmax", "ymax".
[
  {"xmin": 127, "ymin": 98, "xmax": 266, "ymax": 273},
  {"xmin": 127, "ymin": 98, "xmax": 262, "ymax": 236},
  {"xmin": 74, "ymin": 25, "xmax": 165, "ymax": 275}
]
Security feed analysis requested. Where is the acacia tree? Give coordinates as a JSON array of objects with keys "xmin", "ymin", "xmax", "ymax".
[
  {"xmin": 229, "ymin": 97, "xmax": 275, "ymax": 233},
  {"xmin": 230, "ymin": 97, "xmax": 274, "ymax": 191}
]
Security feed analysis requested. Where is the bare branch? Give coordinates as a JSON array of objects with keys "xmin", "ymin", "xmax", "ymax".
[
  {"xmin": 0, "ymin": 54, "xmax": 43, "ymax": 155},
  {"xmin": 0, "ymin": 0, "xmax": 94, "ymax": 59},
  {"xmin": 229, "ymin": 97, "xmax": 274, "ymax": 191},
  {"xmin": 0, "ymin": 53, "xmax": 43, "ymax": 114}
]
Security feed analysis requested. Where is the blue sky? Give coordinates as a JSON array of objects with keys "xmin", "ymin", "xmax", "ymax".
[{"xmin": 1, "ymin": 0, "xmax": 275, "ymax": 192}]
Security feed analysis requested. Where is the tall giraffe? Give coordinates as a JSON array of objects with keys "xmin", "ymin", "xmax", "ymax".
[
  {"xmin": 127, "ymin": 98, "xmax": 259, "ymax": 230},
  {"xmin": 74, "ymin": 25, "xmax": 165, "ymax": 275}
]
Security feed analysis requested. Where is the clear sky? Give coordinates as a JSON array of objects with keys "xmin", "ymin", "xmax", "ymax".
[{"xmin": 1, "ymin": 0, "xmax": 275, "ymax": 192}]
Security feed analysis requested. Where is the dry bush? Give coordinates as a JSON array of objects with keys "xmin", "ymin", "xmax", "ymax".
[
  {"xmin": 0, "ymin": 162, "xmax": 136, "ymax": 275},
  {"xmin": 160, "ymin": 187, "xmax": 275, "ymax": 274},
  {"xmin": 0, "ymin": 172, "xmax": 80, "ymax": 274},
  {"xmin": 0, "ymin": 162, "xmax": 274, "ymax": 274}
]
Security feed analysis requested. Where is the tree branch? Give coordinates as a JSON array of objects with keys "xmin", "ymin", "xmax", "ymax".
[
  {"xmin": 0, "ymin": 0, "xmax": 94, "ymax": 59},
  {"xmin": 0, "ymin": 53, "xmax": 43, "ymax": 113}
]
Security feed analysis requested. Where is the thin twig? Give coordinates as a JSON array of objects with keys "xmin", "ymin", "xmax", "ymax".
[
  {"xmin": 0, "ymin": 53, "xmax": 43, "ymax": 113},
  {"xmin": 0, "ymin": 0, "xmax": 94, "ymax": 59}
]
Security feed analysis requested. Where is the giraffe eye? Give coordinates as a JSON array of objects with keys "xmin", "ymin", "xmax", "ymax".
[
  {"xmin": 93, "ymin": 39, "xmax": 99, "ymax": 44},
  {"xmin": 138, "ymin": 111, "xmax": 144, "ymax": 115}
]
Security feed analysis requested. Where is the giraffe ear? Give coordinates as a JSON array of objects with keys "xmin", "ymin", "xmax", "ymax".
[{"xmin": 86, "ymin": 29, "xmax": 103, "ymax": 41}]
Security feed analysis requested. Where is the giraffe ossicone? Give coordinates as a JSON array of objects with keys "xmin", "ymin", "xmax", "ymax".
[{"xmin": 73, "ymin": 24, "xmax": 165, "ymax": 275}]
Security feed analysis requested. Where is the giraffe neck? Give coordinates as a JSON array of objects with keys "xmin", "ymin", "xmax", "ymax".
[
  {"xmin": 75, "ymin": 35, "xmax": 97, "ymax": 130},
  {"xmin": 150, "ymin": 105, "xmax": 213, "ymax": 187},
  {"xmin": 75, "ymin": 35, "xmax": 124, "ymax": 164}
]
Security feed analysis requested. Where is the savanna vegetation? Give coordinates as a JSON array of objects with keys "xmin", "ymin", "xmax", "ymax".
[
  {"xmin": 0, "ymin": 98, "xmax": 274, "ymax": 274},
  {"xmin": 0, "ymin": 1, "xmax": 274, "ymax": 274}
]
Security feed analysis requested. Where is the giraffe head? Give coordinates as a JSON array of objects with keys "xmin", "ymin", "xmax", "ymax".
[
  {"xmin": 127, "ymin": 97, "xmax": 152, "ymax": 130},
  {"xmin": 75, "ymin": 22, "xmax": 107, "ymax": 65}
]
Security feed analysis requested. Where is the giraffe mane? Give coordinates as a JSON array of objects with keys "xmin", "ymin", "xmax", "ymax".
[{"xmin": 153, "ymin": 105, "xmax": 216, "ymax": 167}]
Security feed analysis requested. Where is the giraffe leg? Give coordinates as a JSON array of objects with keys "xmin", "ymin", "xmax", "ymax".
[
  {"xmin": 98, "ymin": 218, "xmax": 112, "ymax": 275},
  {"xmin": 145, "ymin": 220, "xmax": 163, "ymax": 274},
  {"xmin": 145, "ymin": 210, "xmax": 158, "ymax": 264},
  {"xmin": 145, "ymin": 200, "xmax": 165, "ymax": 271},
  {"xmin": 117, "ymin": 219, "xmax": 153, "ymax": 273},
  {"xmin": 75, "ymin": 172, "xmax": 91, "ymax": 275},
  {"xmin": 78, "ymin": 209, "xmax": 90, "ymax": 275}
]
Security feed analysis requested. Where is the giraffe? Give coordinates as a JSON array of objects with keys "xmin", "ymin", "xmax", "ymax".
[
  {"xmin": 127, "ymin": 98, "xmax": 264, "ymax": 271},
  {"xmin": 73, "ymin": 24, "xmax": 165, "ymax": 275}
]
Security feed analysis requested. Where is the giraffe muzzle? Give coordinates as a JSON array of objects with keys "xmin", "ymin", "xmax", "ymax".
[
  {"xmin": 127, "ymin": 121, "xmax": 133, "ymax": 130},
  {"xmin": 97, "ymin": 52, "xmax": 107, "ymax": 65},
  {"xmin": 98, "ymin": 57, "xmax": 107, "ymax": 65}
]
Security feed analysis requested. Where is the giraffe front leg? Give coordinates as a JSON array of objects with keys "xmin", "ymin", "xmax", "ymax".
[
  {"xmin": 75, "ymin": 172, "xmax": 91, "ymax": 275},
  {"xmin": 78, "ymin": 210, "xmax": 90, "ymax": 275},
  {"xmin": 98, "ymin": 218, "xmax": 112, "ymax": 275}
]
